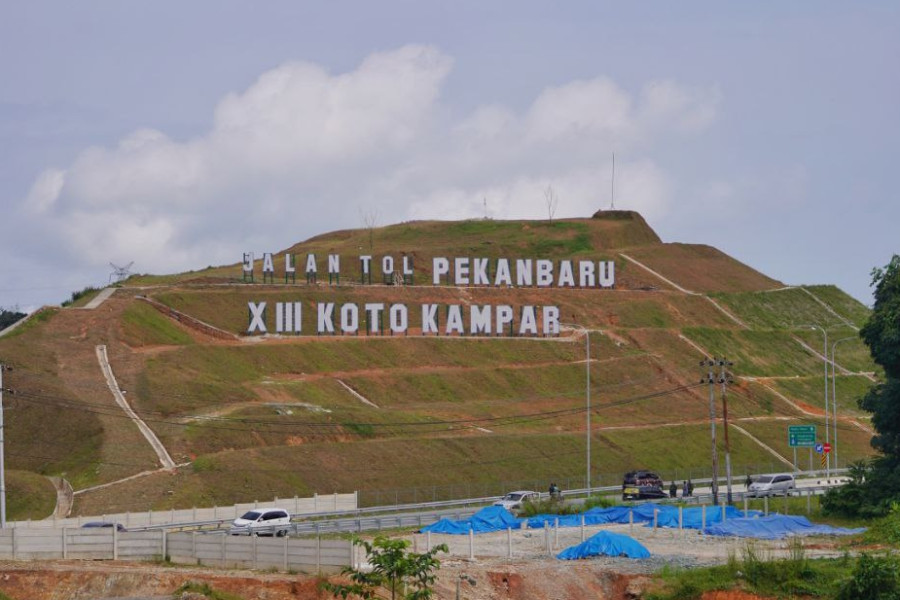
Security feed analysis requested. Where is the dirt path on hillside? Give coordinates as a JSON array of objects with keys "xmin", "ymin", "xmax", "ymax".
[{"xmin": 48, "ymin": 477, "xmax": 72, "ymax": 519}]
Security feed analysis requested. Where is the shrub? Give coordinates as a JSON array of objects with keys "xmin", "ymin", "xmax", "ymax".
[
  {"xmin": 61, "ymin": 286, "xmax": 100, "ymax": 307},
  {"xmin": 836, "ymin": 553, "xmax": 900, "ymax": 600}
]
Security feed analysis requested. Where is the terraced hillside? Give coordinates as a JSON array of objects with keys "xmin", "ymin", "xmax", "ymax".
[{"xmin": 0, "ymin": 211, "xmax": 878, "ymax": 518}]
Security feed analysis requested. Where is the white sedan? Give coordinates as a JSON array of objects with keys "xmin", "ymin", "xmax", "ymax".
[{"xmin": 493, "ymin": 491, "xmax": 540, "ymax": 513}]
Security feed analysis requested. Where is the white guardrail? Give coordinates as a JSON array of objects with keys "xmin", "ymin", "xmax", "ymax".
[{"xmin": 12, "ymin": 492, "xmax": 358, "ymax": 530}]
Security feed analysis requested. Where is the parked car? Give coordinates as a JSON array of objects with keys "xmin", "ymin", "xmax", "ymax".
[
  {"xmin": 747, "ymin": 473, "xmax": 796, "ymax": 497},
  {"xmin": 493, "ymin": 491, "xmax": 540, "ymax": 513},
  {"xmin": 81, "ymin": 521, "xmax": 126, "ymax": 532},
  {"xmin": 229, "ymin": 508, "xmax": 292, "ymax": 536},
  {"xmin": 622, "ymin": 470, "xmax": 666, "ymax": 500}
]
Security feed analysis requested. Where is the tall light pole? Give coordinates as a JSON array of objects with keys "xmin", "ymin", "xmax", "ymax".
[
  {"xmin": 807, "ymin": 325, "xmax": 830, "ymax": 479},
  {"xmin": 585, "ymin": 327, "xmax": 590, "ymax": 496},
  {"xmin": 0, "ymin": 363, "xmax": 9, "ymax": 529},
  {"xmin": 561, "ymin": 323, "xmax": 591, "ymax": 496},
  {"xmin": 831, "ymin": 336, "xmax": 855, "ymax": 470}
]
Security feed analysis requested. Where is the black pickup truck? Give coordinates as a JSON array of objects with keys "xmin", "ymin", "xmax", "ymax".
[{"xmin": 622, "ymin": 470, "xmax": 667, "ymax": 500}]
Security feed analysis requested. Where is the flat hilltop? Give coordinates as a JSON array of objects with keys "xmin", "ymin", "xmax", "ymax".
[{"xmin": 0, "ymin": 211, "xmax": 876, "ymax": 518}]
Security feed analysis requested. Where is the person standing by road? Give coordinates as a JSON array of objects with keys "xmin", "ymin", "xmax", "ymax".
[{"xmin": 549, "ymin": 482, "xmax": 560, "ymax": 500}]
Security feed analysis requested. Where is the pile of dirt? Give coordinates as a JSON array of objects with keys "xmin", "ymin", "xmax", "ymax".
[{"xmin": 0, "ymin": 557, "xmax": 780, "ymax": 600}]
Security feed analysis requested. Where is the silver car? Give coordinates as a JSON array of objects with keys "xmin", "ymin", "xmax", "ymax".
[
  {"xmin": 229, "ymin": 508, "xmax": 292, "ymax": 536},
  {"xmin": 747, "ymin": 473, "xmax": 795, "ymax": 497}
]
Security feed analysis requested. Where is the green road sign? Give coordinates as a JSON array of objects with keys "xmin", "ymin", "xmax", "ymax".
[{"xmin": 789, "ymin": 425, "xmax": 817, "ymax": 447}]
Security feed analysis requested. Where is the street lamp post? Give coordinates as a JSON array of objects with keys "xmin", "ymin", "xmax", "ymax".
[
  {"xmin": 561, "ymin": 323, "xmax": 591, "ymax": 496},
  {"xmin": 0, "ymin": 363, "xmax": 9, "ymax": 529},
  {"xmin": 585, "ymin": 327, "xmax": 590, "ymax": 496},
  {"xmin": 831, "ymin": 336, "xmax": 855, "ymax": 470},
  {"xmin": 807, "ymin": 325, "xmax": 830, "ymax": 479}
]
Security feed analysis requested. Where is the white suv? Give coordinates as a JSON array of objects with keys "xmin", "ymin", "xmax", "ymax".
[
  {"xmin": 747, "ymin": 473, "xmax": 796, "ymax": 497},
  {"xmin": 493, "ymin": 491, "xmax": 540, "ymax": 513},
  {"xmin": 229, "ymin": 508, "xmax": 292, "ymax": 536}
]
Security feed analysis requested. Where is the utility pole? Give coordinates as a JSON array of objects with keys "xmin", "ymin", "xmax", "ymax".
[
  {"xmin": 0, "ymin": 363, "xmax": 9, "ymax": 528},
  {"xmin": 701, "ymin": 359, "xmax": 719, "ymax": 506},
  {"xmin": 717, "ymin": 358, "xmax": 735, "ymax": 505}
]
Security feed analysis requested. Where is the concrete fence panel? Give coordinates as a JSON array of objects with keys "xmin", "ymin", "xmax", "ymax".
[{"xmin": 0, "ymin": 527, "xmax": 352, "ymax": 574}]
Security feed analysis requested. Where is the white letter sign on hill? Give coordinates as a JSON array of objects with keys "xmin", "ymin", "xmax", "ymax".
[
  {"xmin": 248, "ymin": 302, "xmax": 266, "ymax": 333},
  {"xmin": 243, "ymin": 252, "xmax": 615, "ymax": 289},
  {"xmin": 241, "ymin": 251, "xmax": 614, "ymax": 337},
  {"xmin": 248, "ymin": 301, "xmax": 564, "ymax": 338}
]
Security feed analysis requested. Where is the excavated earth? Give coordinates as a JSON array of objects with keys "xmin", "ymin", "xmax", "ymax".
[{"xmin": 0, "ymin": 559, "xmax": 771, "ymax": 600}]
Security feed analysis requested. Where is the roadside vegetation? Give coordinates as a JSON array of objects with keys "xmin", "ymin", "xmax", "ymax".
[
  {"xmin": 647, "ymin": 544, "xmax": 900, "ymax": 600},
  {"xmin": 823, "ymin": 256, "xmax": 900, "ymax": 519}
]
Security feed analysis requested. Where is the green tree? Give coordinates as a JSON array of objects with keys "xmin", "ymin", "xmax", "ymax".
[
  {"xmin": 824, "ymin": 255, "xmax": 900, "ymax": 516},
  {"xmin": 0, "ymin": 308, "xmax": 25, "ymax": 330},
  {"xmin": 322, "ymin": 536, "xmax": 448, "ymax": 600},
  {"xmin": 860, "ymin": 256, "xmax": 900, "ymax": 463}
]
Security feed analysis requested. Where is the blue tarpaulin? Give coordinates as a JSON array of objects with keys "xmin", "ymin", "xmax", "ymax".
[
  {"xmin": 420, "ymin": 505, "xmax": 522, "ymax": 534},
  {"xmin": 419, "ymin": 503, "xmax": 848, "ymax": 540},
  {"xmin": 653, "ymin": 505, "xmax": 760, "ymax": 529},
  {"xmin": 704, "ymin": 514, "xmax": 867, "ymax": 539},
  {"xmin": 557, "ymin": 530, "xmax": 651, "ymax": 560},
  {"xmin": 526, "ymin": 504, "xmax": 669, "ymax": 529}
]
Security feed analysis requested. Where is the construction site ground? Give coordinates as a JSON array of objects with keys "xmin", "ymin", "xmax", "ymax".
[{"xmin": 0, "ymin": 521, "xmax": 854, "ymax": 600}]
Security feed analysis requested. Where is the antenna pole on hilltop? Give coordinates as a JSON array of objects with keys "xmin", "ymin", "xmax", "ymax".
[
  {"xmin": 109, "ymin": 261, "xmax": 134, "ymax": 284},
  {"xmin": 610, "ymin": 152, "xmax": 616, "ymax": 210}
]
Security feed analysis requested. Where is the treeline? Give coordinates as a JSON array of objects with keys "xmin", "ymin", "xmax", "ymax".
[{"xmin": 0, "ymin": 308, "xmax": 26, "ymax": 330}]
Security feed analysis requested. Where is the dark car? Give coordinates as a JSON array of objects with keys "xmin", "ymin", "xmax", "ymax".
[
  {"xmin": 81, "ymin": 521, "xmax": 126, "ymax": 532},
  {"xmin": 622, "ymin": 470, "xmax": 665, "ymax": 500}
]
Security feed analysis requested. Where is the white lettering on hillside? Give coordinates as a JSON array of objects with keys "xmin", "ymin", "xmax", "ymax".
[
  {"xmin": 251, "ymin": 301, "xmax": 562, "ymax": 337},
  {"xmin": 241, "ymin": 252, "xmax": 615, "ymax": 289}
]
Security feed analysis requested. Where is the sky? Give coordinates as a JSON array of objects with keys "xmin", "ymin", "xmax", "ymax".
[{"xmin": 1, "ymin": 2, "xmax": 897, "ymax": 312}]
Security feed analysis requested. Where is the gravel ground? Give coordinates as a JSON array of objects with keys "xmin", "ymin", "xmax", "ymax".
[{"xmin": 407, "ymin": 520, "xmax": 846, "ymax": 576}]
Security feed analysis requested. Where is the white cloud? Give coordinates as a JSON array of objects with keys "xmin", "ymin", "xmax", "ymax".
[
  {"xmin": 24, "ymin": 168, "xmax": 65, "ymax": 212},
  {"xmin": 638, "ymin": 80, "xmax": 721, "ymax": 134},
  {"xmin": 20, "ymin": 45, "xmax": 718, "ymax": 277}
]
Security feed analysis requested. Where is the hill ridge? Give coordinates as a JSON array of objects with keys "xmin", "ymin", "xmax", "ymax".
[{"xmin": 0, "ymin": 212, "xmax": 876, "ymax": 518}]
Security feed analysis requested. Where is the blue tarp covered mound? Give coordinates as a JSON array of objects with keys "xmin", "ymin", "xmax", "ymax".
[
  {"xmin": 526, "ymin": 503, "xmax": 669, "ymax": 529},
  {"xmin": 653, "ymin": 505, "xmax": 761, "ymax": 529},
  {"xmin": 420, "ymin": 505, "xmax": 522, "ymax": 534},
  {"xmin": 704, "ymin": 514, "xmax": 867, "ymax": 539},
  {"xmin": 557, "ymin": 530, "xmax": 651, "ymax": 560}
]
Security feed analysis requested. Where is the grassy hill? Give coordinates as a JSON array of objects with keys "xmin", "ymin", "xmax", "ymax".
[{"xmin": 0, "ymin": 211, "xmax": 879, "ymax": 518}]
